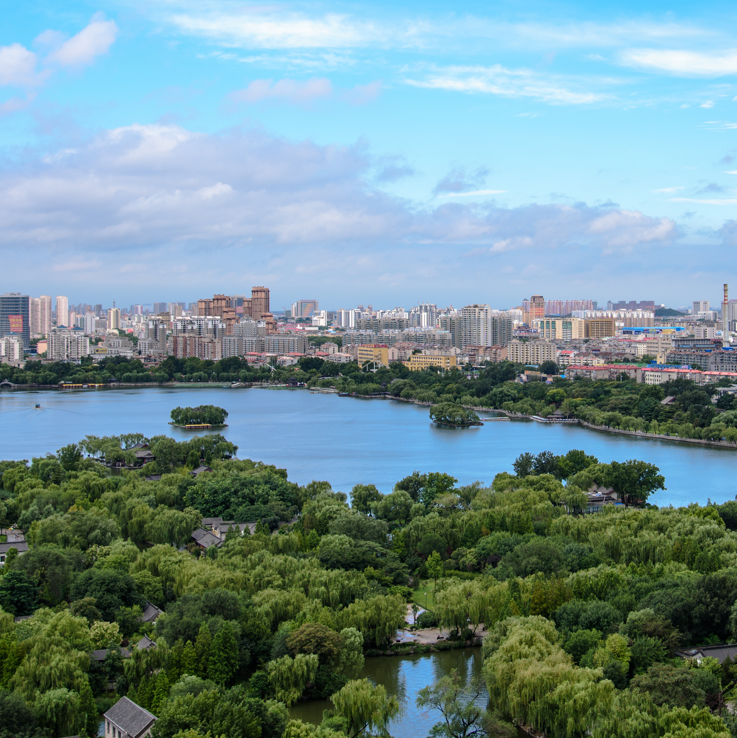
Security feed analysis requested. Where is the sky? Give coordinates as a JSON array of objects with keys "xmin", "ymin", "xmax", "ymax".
[{"xmin": 2, "ymin": 0, "xmax": 737, "ymax": 310}]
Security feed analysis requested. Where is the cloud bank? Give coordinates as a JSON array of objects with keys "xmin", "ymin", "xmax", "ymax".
[{"xmin": 0, "ymin": 123, "xmax": 678, "ymax": 258}]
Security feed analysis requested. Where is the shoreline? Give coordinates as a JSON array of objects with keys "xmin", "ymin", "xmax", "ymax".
[{"xmin": 4, "ymin": 381, "xmax": 737, "ymax": 451}]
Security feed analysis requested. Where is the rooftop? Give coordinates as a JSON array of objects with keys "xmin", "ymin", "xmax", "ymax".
[{"xmin": 104, "ymin": 697, "xmax": 157, "ymax": 738}]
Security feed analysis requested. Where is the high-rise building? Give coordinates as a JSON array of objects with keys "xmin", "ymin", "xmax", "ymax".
[
  {"xmin": 457, "ymin": 305, "xmax": 513, "ymax": 348},
  {"xmin": 47, "ymin": 329, "xmax": 90, "ymax": 361},
  {"xmin": 0, "ymin": 293, "xmax": 31, "ymax": 349},
  {"xmin": 0, "ymin": 335, "xmax": 23, "ymax": 363},
  {"xmin": 108, "ymin": 305, "xmax": 121, "ymax": 332},
  {"xmin": 153, "ymin": 302, "xmax": 168, "ymax": 314},
  {"xmin": 31, "ymin": 295, "xmax": 52, "ymax": 336},
  {"xmin": 530, "ymin": 295, "xmax": 545, "ymax": 320},
  {"xmin": 693, "ymin": 300, "xmax": 710, "ymax": 316},
  {"xmin": 56, "ymin": 296, "xmax": 69, "ymax": 328},
  {"xmin": 84, "ymin": 312, "xmax": 96, "ymax": 335},
  {"xmin": 291, "ymin": 299, "xmax": 319, "ymax": 318},
  {"xmin": 251, "ymin": 286, "xmax": 270, "ymax": 321}
]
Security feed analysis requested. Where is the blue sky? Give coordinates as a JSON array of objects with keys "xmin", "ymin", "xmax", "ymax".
[{"xmin": 2, "ymin": 0, "xmax": 737, "ymax": 309}]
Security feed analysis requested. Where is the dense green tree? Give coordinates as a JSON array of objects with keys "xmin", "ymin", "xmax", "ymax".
[
  {"xmin": 604, "ymin": 460, "xmax": 665, "ymax": 506},
  {"xmin": 330, "ymin": 679, "xmax": 400, "ymax": 738},
  {"xmin": 0, "ymin": 571, "xmax": 38, "ymax": 615},
  {"xmin": 208, "ymin": 622, "xmax": 239, "ymax": 685},
  {"xmin": 70, "ymin": 568, "xmax": 143, "ymax": 621},
  {"xmin": 287, "ymin": 623, "xmax": 342, "ymax": 667},
  {"xmin": 351, "ymin": 485, "xmax": 383, "ymax": 516}
]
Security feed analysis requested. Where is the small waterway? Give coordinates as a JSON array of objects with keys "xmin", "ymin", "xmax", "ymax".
[{"xmin": 289, "ymin": 648, "xmax": 527, "ymax": 737}]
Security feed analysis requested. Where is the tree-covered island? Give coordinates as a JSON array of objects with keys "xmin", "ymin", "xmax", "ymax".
[{"xmin": 169, "ymin": 405, "xmax": 228, "ymax": 428}]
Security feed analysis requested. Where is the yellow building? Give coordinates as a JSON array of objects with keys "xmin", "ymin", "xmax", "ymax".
[
  {"xmin": 533, "ymin": 318, "xmax": 586, "ymax": 340},
  {"xmin": 404, "ymin": 354, "xmax": 458, "ymax": 371},
  {"xmin": 357, "ymin": 345, "xmax": 391, "ymax": 366}
]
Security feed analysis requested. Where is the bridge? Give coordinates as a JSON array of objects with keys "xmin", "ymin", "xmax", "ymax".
[{"xmin": 0, "ymin": 380, "xmax": 16, "ymax": 389}]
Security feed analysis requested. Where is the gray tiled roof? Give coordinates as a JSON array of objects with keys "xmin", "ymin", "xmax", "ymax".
[
  {"xmin": 190, "ymin": 465, "xmax": 212, "ymax": 476},
  {"xmin": 140, "ymin": 601, "xmax": 163, "ymax": 623},
  {"xmin": 191, "ymin": 528, "xmax": 221, "ymax": 548},
  {"xmin": 676, "ymin": 644, "xmax": 737, "ymax": 664},
  {"xmin": 0, "ymin": 541, "xmax": 29, "ymax": 555},
  {"xmin": 104, "ymin": 696, "xmax": 157, "ymax": 738},
  {"xmin": 136, "ymin": 636, "xmax": 157, "ymax": 650}
]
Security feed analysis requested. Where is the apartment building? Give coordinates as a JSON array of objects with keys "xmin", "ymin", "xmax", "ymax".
[
  {"xmin": 507, "ymin": 340, "xmax": 557, "ymax": 365},
  {"xmin": 357, "ymin": 344, "xmax": 398, "ymax": 366},
  {"xmin": 47, "ymin": 329, "xmax": 90, "ymax": 361},
  {"xmin": 533, "ymin": 317, "xmax": 586, "ymax": 341},
  {"xmin": 404, "ymin": 353, "xmax": 458, "ymax": 371}
]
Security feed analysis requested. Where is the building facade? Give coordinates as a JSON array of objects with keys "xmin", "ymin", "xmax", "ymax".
[
  {"xmin": 507, "ymin": 340, "xmax": 557, "ymax": 365},
  {"xmin": 47, "ymin": 329, "xmax": 90, "ymax": 361},
  {"xmin": 55, "ymin": 296, "xmax": 69, "ymax": 328},
  {"xmin": 0, "ymin": 293, "xmax": 31, "ymax": 349},
  {"xmin": 404, "ymin": 353, "xmax": 458, "ymax": 371}
]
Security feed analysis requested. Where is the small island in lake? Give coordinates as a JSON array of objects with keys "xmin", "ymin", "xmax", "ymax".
[
  {"xmin": 429, "ymin": 402, "xmax": 481, "ymax": 427},
  {"xmin": 170, "ymin": 404, "xmax": 229, "ymax": 429}
]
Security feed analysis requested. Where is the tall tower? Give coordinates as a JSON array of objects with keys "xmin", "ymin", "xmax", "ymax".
[
  {"xmin": 108, "ymin": 302, "xmax": 121, "ymax": 332},
  {"xmin": 723, "ymin": 284, "xmax": 730, "ymax": 344},
  {"xmin": 56, "ymin": 296, "xmax": 69, "ymax": 327},
  {"xmin": 251, "ymin": 286, "xmax": 270, "ymax": 321},
  {"xmin": 530, "ymin": 295, "xmax": 545, "ymax": 320}
]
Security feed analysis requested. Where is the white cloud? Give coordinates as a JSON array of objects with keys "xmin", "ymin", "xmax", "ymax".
[
  {"xmin": 405, "ymin": 64, "xmax": 606, "ymax": 105},
  {"xmin": 0, "ymin": 123, "xmax": 679, "ymax": 264},
  {"xmin": 438, "ymin": 189, "xmax": 507, "ymax": 198},
  {"xmin": 701, "ymin": 101, "xmax": 715, "ymax": 108},
  {"xmin": 341, "ymin": 80, "xmax": 382, "ymax": 105},
  {"xmin": 0, "ymin": 94, "xmax": 35, "ymax": 116},
  {"xmin": 0, "ymin": 43, "xmax": 40, "ymax": 86},
  {"xmin": 490, "ymin": 236, "xmax": 533, "ymax": 253},
  {"xmin": 620, "ymin": 48, "xmax": 737, "ymax": 76},
  {"xmin": 155, "ymin": 4, "xmax": 707, "ymax": 54},
  {"xmin": 228, "ymin": 77, "xmax": 381, "ymax": 106},
  {"xmin": 170, "ymin": 10, "xmax": 382, "ymax": 49},
  {"xmin": 230, "ymin": 77, "xmax": 333, "ymax": 104},
  {"xmin": 702, "ymin": 121, "xmax": 737, "ymax": 131},
  {"xmin": 670, "ymin": 197, "xmax": 737, "ymax": 204},
  {"xmin": 47, "ymin": 16, "xmax": 118, "ymax": 67},
  {"xmin": 652, "ymin": 186, "xmax": 684, "ymax": 193}
]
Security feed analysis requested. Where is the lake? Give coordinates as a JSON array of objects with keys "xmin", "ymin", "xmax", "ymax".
[{"xmin": 0, "ymin": 386, "xmax": 735, "ymax": 506}]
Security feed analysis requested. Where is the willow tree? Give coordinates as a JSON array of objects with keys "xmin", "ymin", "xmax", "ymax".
[
  {"xmin": 267, "ymin": 653, "xmax": 319, "ymax": 706},
  {"xmin": 283, "ymin": 720, "xmax": 347, "ymax": 738},
  {"xmin": 330, "ymin": 678, "xmax": 400, "ymax": 738},
  {"xmin": 435, "ymin": 579, "xmax": 509, "ymax": 635},
  {"xmin": 417, "ymin": 669, "xmax": 514, "ymax": 738},
  {"xmin": 337, "ymin": 594, "xmax": 406, "ymax": 648}
]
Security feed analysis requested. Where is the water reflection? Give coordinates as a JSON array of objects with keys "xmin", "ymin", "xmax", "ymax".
[{"xmin": 290, "ymin": 649, "xmax": 485, "ymax": 738}]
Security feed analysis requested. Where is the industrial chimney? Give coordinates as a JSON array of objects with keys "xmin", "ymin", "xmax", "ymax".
[{"xmin": 724, "ymin": 284, "xmax": 730, "ymax": 344}]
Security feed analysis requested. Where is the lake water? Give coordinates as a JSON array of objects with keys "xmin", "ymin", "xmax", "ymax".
[
  {"xmin": 0, "ymin": 386, "xmax": 735, "ymax": 506},
  {"xmin": 290, "ymin": 648, "xmax": 494, "ymax": 737}
]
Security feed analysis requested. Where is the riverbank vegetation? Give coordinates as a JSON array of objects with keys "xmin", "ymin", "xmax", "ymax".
[
  {"xmin": 2, "ymin": 434, "xmax": 737, "ymax": 736},
  {"xmin": 169, "ymin": 405, "xmax": 228, "ymax": 427}
]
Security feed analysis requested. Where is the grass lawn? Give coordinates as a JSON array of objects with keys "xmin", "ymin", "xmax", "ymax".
[
  {"xmin": 0, "ymin": 535, "xmax": 6, "ymax": 543},
  {"xmin": 413, "ymin": 579, "xmax": 441, "ymax": 611}
]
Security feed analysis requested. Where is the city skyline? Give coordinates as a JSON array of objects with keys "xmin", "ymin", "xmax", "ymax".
[{"xmin": 2, "ymin": 1, "xmax": 737, "ymax": 303}]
